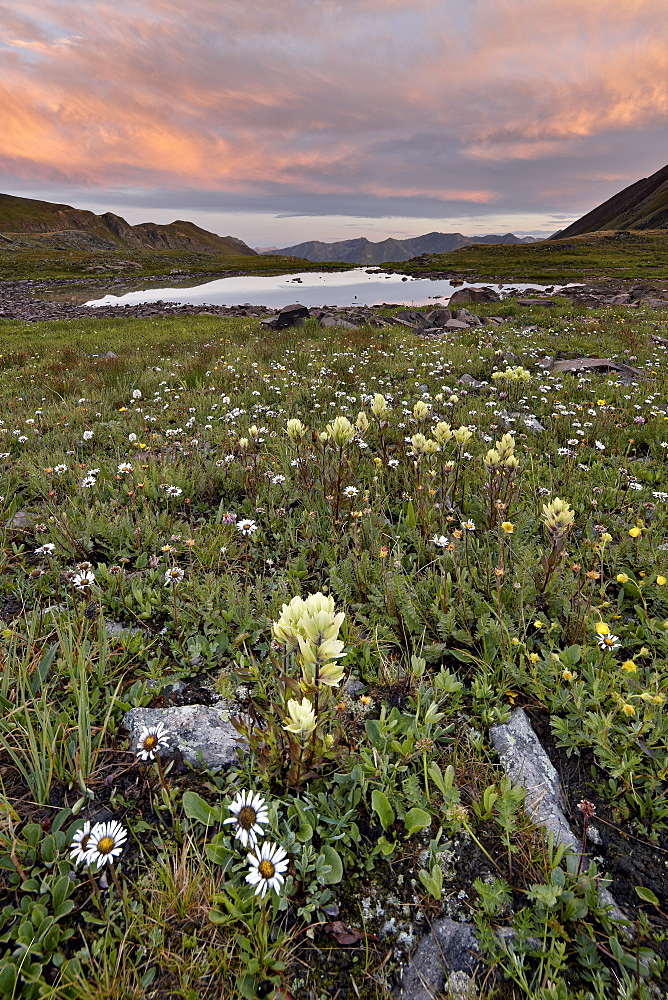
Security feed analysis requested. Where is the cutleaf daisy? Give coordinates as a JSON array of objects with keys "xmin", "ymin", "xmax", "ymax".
[
  {"xmin": 224, "ymin": 790, "xmax": 269, "ymax": 847},
  {"xmin": 245, "ymin": 841, "xmax": 289, "ymax": 898},
  {"xmin": 86, "ymin": 820, "xmax": 127, "ymax": 868},
  {"xmin": 136, "ymin": 721, "xmax": 172, "ymax": 761}
]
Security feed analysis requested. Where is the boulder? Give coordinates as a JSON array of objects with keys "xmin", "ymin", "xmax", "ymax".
[
  {"xmin": 123, "ymin": 703, "xmax": 241, "ymax": 770},
  {"xmin": 424, "ymin": 307, "xmax": 452, "ymax": 326},
  {"xmin": 261, "ymin": 303, "xmax": 310, "ymax": 330},
  {"xmin": 395, "ymin": 918, "xmax": 482, "ymax": 999},
  {"xmin": 515, "ymin": 298, "xmax": 556, "ymax": 307},
  {"xmin": 443, "ymin": 319, "xmax": 469, "ymax": 330},
  {"xmin": 452, "ymin": 308, "xmax": 482, "ymax": 327},
  {"xmin": 394, "ymin": 309, "xmax": 431, "ymax": 329},
  {"xmin": 449, "ymin": 287, "xmax": 500, "ymax": 305}
]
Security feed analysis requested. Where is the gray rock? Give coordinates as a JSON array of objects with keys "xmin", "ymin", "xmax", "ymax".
[
  {"xmin": 261, "ymin": 303, "xmax": 310, "ymax": 330},
  {"xmin": 394, "ymin": 309, "xmax": 431, "ymax": 329},
  {"xmin": 123, "ymin": 703, "xmax": 241, "ymax": 770},
  {"xmin": 104, "ymin": 619, "xmax": 144, "ymax": 638},
  {"xmin": 395, "ymin": 918, "xmax": 481, "ymax": 999},
  {"xmin": 490, "ymin": 708, "xmax": 628, "ymax": 926},
  {"xmin": 424, "ymin": 307, "xmax": 452, "ymax": 326},
  {"xmin": 499, "ymin": 411, "xmax": 545, "ymax": 433},
  {"xmin": 452, "ymin": 308, "xmax": 482, "ymax": 327},
  {"xmin": 319, "ymin": 314, "xmax": 359, "ymax": 330},
  {"xmin": 449, "ymin": 287, "xmax": 500, "ymax": 305},
  {"xmin": 443, "ymin": 319, "xmax": 469, "ymax": 330},
  {"xmin": 515, "ymin": 298, "xmax": 556, "ymax": 307},
  {"xmin": 5, "ymin": 511, "xmax": 37, "ymax": 530},
  {"xmin": 458, "ymin": 374, "xmax": 489, "ymax": 391}
]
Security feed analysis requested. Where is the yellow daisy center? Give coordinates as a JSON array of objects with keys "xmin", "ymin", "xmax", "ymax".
[
  {"xmin": 97, "ymin": 836, "xmax": 115, "ymax": 854},
  {"xmin": 237, "ymin": 805, "xmax": 257, "ymax": 830},
  {"xmin": 258, "ymin": 859, "xmax": 275, "ymax": 879},
  {"xmin": 143, "ymin": 734, "xmax": 158, "ymax": 750}
]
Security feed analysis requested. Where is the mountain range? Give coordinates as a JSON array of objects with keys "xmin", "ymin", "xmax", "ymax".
[
  {"xmin": 262, "ymin": 232, "xmax": 537, "ymax": 265},
  {"xmin": 0, "ymin": 193, "xmax": 257, "ymax": 256},
  {"xmin": 550, "ymin": 163, "xmax": 668, "ymax": 239}
]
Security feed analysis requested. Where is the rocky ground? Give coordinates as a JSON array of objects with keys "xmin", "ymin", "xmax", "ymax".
[{"xmin": 1, "ymin": 274, "xmax": 668, "ymax": 325}]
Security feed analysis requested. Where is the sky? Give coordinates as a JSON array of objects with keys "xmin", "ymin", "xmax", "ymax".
[{"xmin": 0, "ymin": 0, "xmax": 665, "ymax": 248}]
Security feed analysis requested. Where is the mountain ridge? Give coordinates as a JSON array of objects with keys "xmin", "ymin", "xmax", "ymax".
[
  {"xmin": 0, "ymin": 192, "xmax": 257, "ymax": 256},
  {"xmin": 549, "ymin": 164, "xmax": 668, "ymax": 240},
  {"xmin": 264, "ymin": 231, "xmax": 537, "ymax": 265}
]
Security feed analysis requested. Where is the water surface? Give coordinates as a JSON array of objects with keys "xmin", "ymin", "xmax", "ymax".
[{"xmin": 86, "ymin": 268, "xmax": 563, "ymax": 310}]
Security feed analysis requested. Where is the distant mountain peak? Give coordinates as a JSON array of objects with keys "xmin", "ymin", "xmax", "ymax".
[{"xmin": 265, "ymin": 231, "xmax": 536, "ymax": 265}]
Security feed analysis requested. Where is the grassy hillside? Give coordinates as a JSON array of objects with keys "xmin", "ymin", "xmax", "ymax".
[
  {"xmin": 551, "ymin": 163, "xmax": 668, "ymax": 238},
  {"xmin": 386, "ymin": 229, "xmax": 668, "ymax": 284},
  {"xmin": 0, "ymin": 192, "xmax": 258, "ymax": 256}
]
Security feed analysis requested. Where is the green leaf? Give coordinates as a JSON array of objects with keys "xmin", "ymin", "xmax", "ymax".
[
  {"xmin": 30, "ymin": 643, "xmax": 58, "ymax": 696},
  {"xmin": 635, "ymin": 885, "xmax": 659, "ymax": 905},
  {"xmin": 404, "ymin": 807, "xmax": 432, "ymax": 835},
  {"xmin": 371, "ymin": 790, "xmax": 395, "ymax": 831},
  {"xmin": 181, "ymin": 790, "xmax": 218, "ymax": 826},
  {"xmin": 318, "ymin": 845, "xmax": 343, "ymax": 884},
  {"xmin": 0, "ymin": 962, "xmax": 17, "ymax": 995}
]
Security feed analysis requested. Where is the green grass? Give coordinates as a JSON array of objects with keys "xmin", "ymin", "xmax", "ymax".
[
  {"xmin": 0, "ymin": 247, "xmax": 353, "ymax": 281},
  {"xmin": 0, "ymin": 299, "xmax": 667, "ymax": 999},
  {"xmin": 383, "ymin": 229, "xmax": 668, "ymax": 284}
]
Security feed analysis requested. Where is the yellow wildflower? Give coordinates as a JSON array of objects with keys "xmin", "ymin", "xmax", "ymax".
[
  {"xmin": 657, "ymin": 576, "xmax": 666, "ymax": 586},
  {"xmin": 595, "ymin": 622, "xmax": 610, "ymax": 636},
  {"xmin": 616, "ymin": 573, "xmax": 629, "ymax": 584},
  {"xmin": 621, "ymin": 703, "xmax": 635, "ymax": 717},
  {"xmin": 629, "ymin": 527, "xmax": 642, "ymax": 538},
  {"xmin": 501, "ymin": 522, "xmax": 514, "ymax": 533},
  {"xmin": 621, "ymin": 660, "xmax": 637, "ymax": 673}
]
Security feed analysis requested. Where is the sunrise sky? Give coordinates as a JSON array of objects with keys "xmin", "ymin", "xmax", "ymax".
[{"xmin": 0, "ymin": 0, "xmax": 665, "ymax": 247}]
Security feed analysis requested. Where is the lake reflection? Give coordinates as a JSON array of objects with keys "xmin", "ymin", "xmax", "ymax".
[{"xmin": 86, "ymin": 268, "xmax": 558, "ymax": 310}]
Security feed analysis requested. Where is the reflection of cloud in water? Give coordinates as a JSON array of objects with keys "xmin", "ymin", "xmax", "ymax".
[{"xmin": 87, "ymin": 269, "xmax": 561, "ymax": 309}]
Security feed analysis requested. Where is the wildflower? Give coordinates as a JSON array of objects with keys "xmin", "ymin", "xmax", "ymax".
[
  {"xmin": 501, "ymin": 522, "xmax": 514, "ymax": 533},
  {"xmin": 326, "ymin": 415, "xmax": 356, "ymax": 447},
  {"xmin": 432, "ymin": 534, "xmax": 449, "ymax": 547},
  {"xmin": 82, "ymin": 430, "xmax": 94, "ymax": 441},
  {"xmin": 629, "ymin": 527, "xmax": 642, "ymax": 538},
  {"xmin": 221, "ymin": 511, "xmax": 237, "ymax": 524},
  {"xmin": 224, "ymin": 790, "xmax": 269, "ymax": 848},
  {"xmin": 595, "ymin": 622, "xmax": 610, "ymax": 636},
  {"xmin": 163, "ymin": 485, "xmax": 183, "ymax": 497},
  {"xmin": 237, "ymin": 519, "xmax": 258, "ymax": 536},
  {"xmin": 533, "ymin": 620, "xmax": 544, "ymax": 629},
  {"xmin": 528, "ymin": 652, "xmax": 540, "ymax": 663},
  {"xmin": 597, "ymin": 633, "xmax": 621, "ymax": 651},
  {"xmin": 594, "ymin": 440, "xmax": 605, "ymax": 451},
  {"xmin": 657, "ymin": 576, "xmax": 666, "ymax": 586},
  {"xmin": 343, "ymin": 486, "xmax": 359, "ymax": 498},
  {"xmin": 371, "ymin": 393, "xmax": 389, "ymax": 417},
  {"xmin": 577, "ymin": 800, "xmax": 596, "ymax": 818},
  {"xmin": 542, "ymin": 497, "xmax": 575, "ymax": 538},
  {"xmin": 69, "ymin": 821, "xmax": 93, "ymax": 865},
  {"xmin": 616, "ymin": 573, "xmax": 629, "ymax": 584},
  {"xmin": 54, "ymin": 464, "xmax": 67, "ymax": 474},
  {"xmin": 286, "ymin": 418, "xmax": 306, "ymax": 441},
  {"xmin": 562, "ymin": 669, "xmax": 575, "ymax": 681},
  {"xmin": 621, "ymin": 702, "xmax": 635, "ymax": 717},
  {"xmin": 35, "ymin": 543, "xmax": 56, "ymax": 556},
  {"xmin": 621, "ymin": 660, "xmax": 637, "ymax": 673},
  {"xmin": 246, "ymin": 841, "xmax": 289, "ymax": 898},
  {"xmin": 461, "ymin": 519, "xmax": 476, "ymax": 531},
  {"xmin": 413, "ymin": 400, "xmax": 430, "ymax": 421},
  {"xmin": 117, "ymin": 463, "xmax": 133, "ymax": 474},
  {"xmin": 164, "ymin": 567, "xmax": 185, "ymax": 586},
  {"xmin": 283, "ymin": 697, "xmax": 317, "ymax": 739},
  {"xmin": 136, "ymin": 722, "xmax": 171, "ymax": 760},
  {"xmin": 86, "ymin": 820, "xmax": 128, "ymax": 868},
  {"xmin": 72, "ymin": 570, "xmax": 95, "ymax": 590}
]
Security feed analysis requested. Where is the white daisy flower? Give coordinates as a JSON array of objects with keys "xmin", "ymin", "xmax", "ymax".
[
  {"xmin": 117, "ymin": 462, "xmax": 133, "ymax": 474},
  {"xmin": 69, "ymin": 821, "xmax": 94, "ymax": 865},
  {"xmin": 223, "ymin": 790, "xmax": 269, "ymax": 847},
  {"xmin": 86, "ymin": 820, "xmax": 127, "ymax": 868},
  {"xmin": 136, "ymin": 722, "xmax": 171, "ymax": 761},
  {"xmin": 431, "ymin": 534, "xmax": 449, "ymax": 547},
  {"xmin": 245, "ymin": 841, "xmax": 289, "ymax": 898},
  {"xmin": 236, "ymin": 519, "xmax": 258, "ymax": 536},
  {"xmin": 164, "ymin": 567, "xmax": 185, "ymax": 586},
  {"xmin": 597, "ymin": 633, "xmax": 621, "ymax": 651},
  {"xmin": 72, "ymin": 570, "xmax": 95, "ymax": 590}
]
